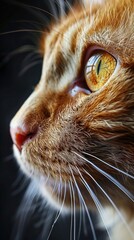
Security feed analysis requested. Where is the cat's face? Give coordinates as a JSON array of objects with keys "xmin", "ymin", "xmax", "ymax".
[{"xmin": 10, "ymin": 0, "xmax": 134, "ymax": 210}]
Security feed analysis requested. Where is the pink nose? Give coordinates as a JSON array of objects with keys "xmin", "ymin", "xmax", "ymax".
[
  {"xmin": 10, "ymin": 127, "xmax": 27, "ymax": 151},
  {"xmin": 10, "ymin": 125, "xmax": 36, "ymax": 151}
]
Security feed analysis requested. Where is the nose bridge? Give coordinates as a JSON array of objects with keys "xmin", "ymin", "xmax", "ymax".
[
  {"xmin": 10, "ymin": 90, "xmax": 47, "ymax": 133},
  {"xmin": 10, "ymin": 89, "xmax": 53, "ymax": 150}
]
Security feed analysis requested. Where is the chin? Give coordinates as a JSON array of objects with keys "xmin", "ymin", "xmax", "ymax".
[{"xmin": 13, "ymin": 145, "xmax": 76, "ymax": 211}]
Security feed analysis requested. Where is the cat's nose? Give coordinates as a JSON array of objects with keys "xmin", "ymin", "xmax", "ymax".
[{"xmin": 10, "ymin": 124, "xmax": 37, "ymax": 151}]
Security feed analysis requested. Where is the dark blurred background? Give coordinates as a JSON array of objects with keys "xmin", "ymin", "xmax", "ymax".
[{"xmin": 0, "ymin": 0, "xmax": 107, "ymax": 239}]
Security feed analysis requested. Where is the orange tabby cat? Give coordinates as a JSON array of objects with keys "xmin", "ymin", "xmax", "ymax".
[{"xmin": 10, "ymin": 0, "xmax": 134, "ymax": 239}]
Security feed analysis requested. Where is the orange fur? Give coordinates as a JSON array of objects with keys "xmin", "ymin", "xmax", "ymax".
[{"xmin": 10, "ymin": 0, "xmax": 134, "ymax": 239}]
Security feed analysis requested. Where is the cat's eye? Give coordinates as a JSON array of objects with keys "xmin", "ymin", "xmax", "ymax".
[{"xmin": 85, "ymin": 52, "xmax": 117, "ymax": 92}]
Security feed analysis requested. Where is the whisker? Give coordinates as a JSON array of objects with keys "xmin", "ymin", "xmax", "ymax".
[
  {"xmin": 70, "ymin": 180, "xmax": 76, "ymax": 240},
  {"xmin": 46, "ymin": 181, "xmax": 67, "ymax": 240},
  {"xmin": 73, "ymin": 151, "xmax": 134, "ymax": 202},
  {"xmin": 2, "ymin": 45, "xmax": 38, "ymax": 64},
  {"xmin": 83, "ymin": 151, "xmax": 134, "ymax": 180},
  {"xmin": 19, "ymin": 60, "xmax": 42, "ymax": 76},
  {"xmin": 84, "ymin": 169, "xmax": 134, "ymax": 239},
  {"xmin": 58, "ymin": 165, "xmax": 63, "ymax": 202},
  {"xmin": 10, "ymin": 0, "xmax": 57, "ymax": 21},
  {"xmin": 21, "ymin": 52, "xmax": 42, "ymax": 67},
  {"xmin": 38, "ymin": 174, "xmax": 58, "ymax": 240},
  {"xmin": 65, "ymin": 1, "xmax": 81, "ymax": 34},
  {"xmin": 0, "ymin": 29, "xmax": 44, "ymax": 36},
  {"xmin": 77, "ymin": 189, "xmax": 83, "ymax": 240},
  {"xmin": 68, "ymin": 181, "xmax": 73, "ymax": 240},
  {"xmin": 69, "ymin": 174, "xmax": 85, "ymax": 240},
  {"xmin": 78, "ymin": 168, "xmax": 112, "ymax": 240},
  {"xmin": 69, "ymin": 165, "xmax": 97, "ymax": 240}
]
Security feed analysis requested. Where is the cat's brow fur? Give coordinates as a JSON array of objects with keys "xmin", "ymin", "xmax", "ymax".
[{"xmin": 11, "ymin": 0, "xmax": 134, "ymax": 239}]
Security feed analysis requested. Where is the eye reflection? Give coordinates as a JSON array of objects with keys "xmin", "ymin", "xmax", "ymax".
[{"xmin": 85, "ymin": 52, "xmax": 117, "ymax": 92}]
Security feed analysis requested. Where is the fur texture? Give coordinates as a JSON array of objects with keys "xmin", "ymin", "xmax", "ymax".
[{"xmin": 10, "ymin": 0, "xmax": 134, "ymax": 239}]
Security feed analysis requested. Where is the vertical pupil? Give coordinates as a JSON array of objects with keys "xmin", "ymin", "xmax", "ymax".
[{"xmin": 97, "ymin": 59, "xmax": 102, "ymax": 75}]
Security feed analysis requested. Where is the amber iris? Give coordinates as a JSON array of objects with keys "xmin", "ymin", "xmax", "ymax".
[{"xmin": 85, "ymin": 52, "xmax": 117, "ymax": 92}]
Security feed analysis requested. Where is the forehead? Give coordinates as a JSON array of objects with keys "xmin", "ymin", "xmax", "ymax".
[
  {"xmin": 44, "ymin": 0, "xmax": 134, "ymax": 50},
  {"xmin": 39, "ymin": 0, "xmax": 134, "ymax": 90}
]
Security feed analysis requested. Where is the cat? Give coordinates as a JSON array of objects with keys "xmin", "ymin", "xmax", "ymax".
[{"xmin": 10, "ymin": 0, "xmax": 134, "ymax": 239}]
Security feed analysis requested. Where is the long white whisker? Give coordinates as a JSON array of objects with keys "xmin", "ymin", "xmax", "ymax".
[
  {"xmin": 69, "ymin": 172, "xmax": 85, "ymax": 240},
  {"xmin": 73, "ymin": 151, "xmax": 134, "ymax": 202},
  {"xmin": 69, "ymin": 165, "xmax": 97, "ymax": 240},
  {"xmin": 70, "ymin": 180, "xmax": 76, "ymax": 240},
  {"xmin": 19, "ymin": 60, "xmax": 42, "ymax": 76},
  {"xmin": 38, "ymin": 174, "xmax": 57, "ymax": 240},
  {"xmin": 11, "ymin": 1, "xmax": 57, "ymax": 21},
  {"xmin": 78, "ymin": 169, "xmax": 112, "ymax": 240},
  {"xmin": 58, "ymin": 165, "xmax": 63, "ymax": 202},
  {"xmin": 84, "ymin": 169, "xmax": 134, "ymax": 239},
  {"xmin": 0, "ymin": 29, "xmax": 44, "ymax": 36},
  {"xmin": 77, "ymin": 189, "xmax": 83, "ymax": 240},
  {"xmin": 46, "ymin": 181, "xmax": 66, "ymax": 240},
  {"xmin": 2, "ymin": 45, "xmax": 38, "ymax": 64},
  {"xmin": 69, "ymin": 181, "xmax": 73, "ymax": 240},
  {"xmin": 83, "ymin": 151, "xmax": 134, "ymax": 180},
  {"xmin": 22, "ymin": 51, "xmax": 41, "ymax": 66}
]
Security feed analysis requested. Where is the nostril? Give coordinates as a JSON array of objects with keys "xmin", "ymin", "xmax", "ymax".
[{"xmin": 10, "ymin": 126, "xmax": 36, "ymax": 151}]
